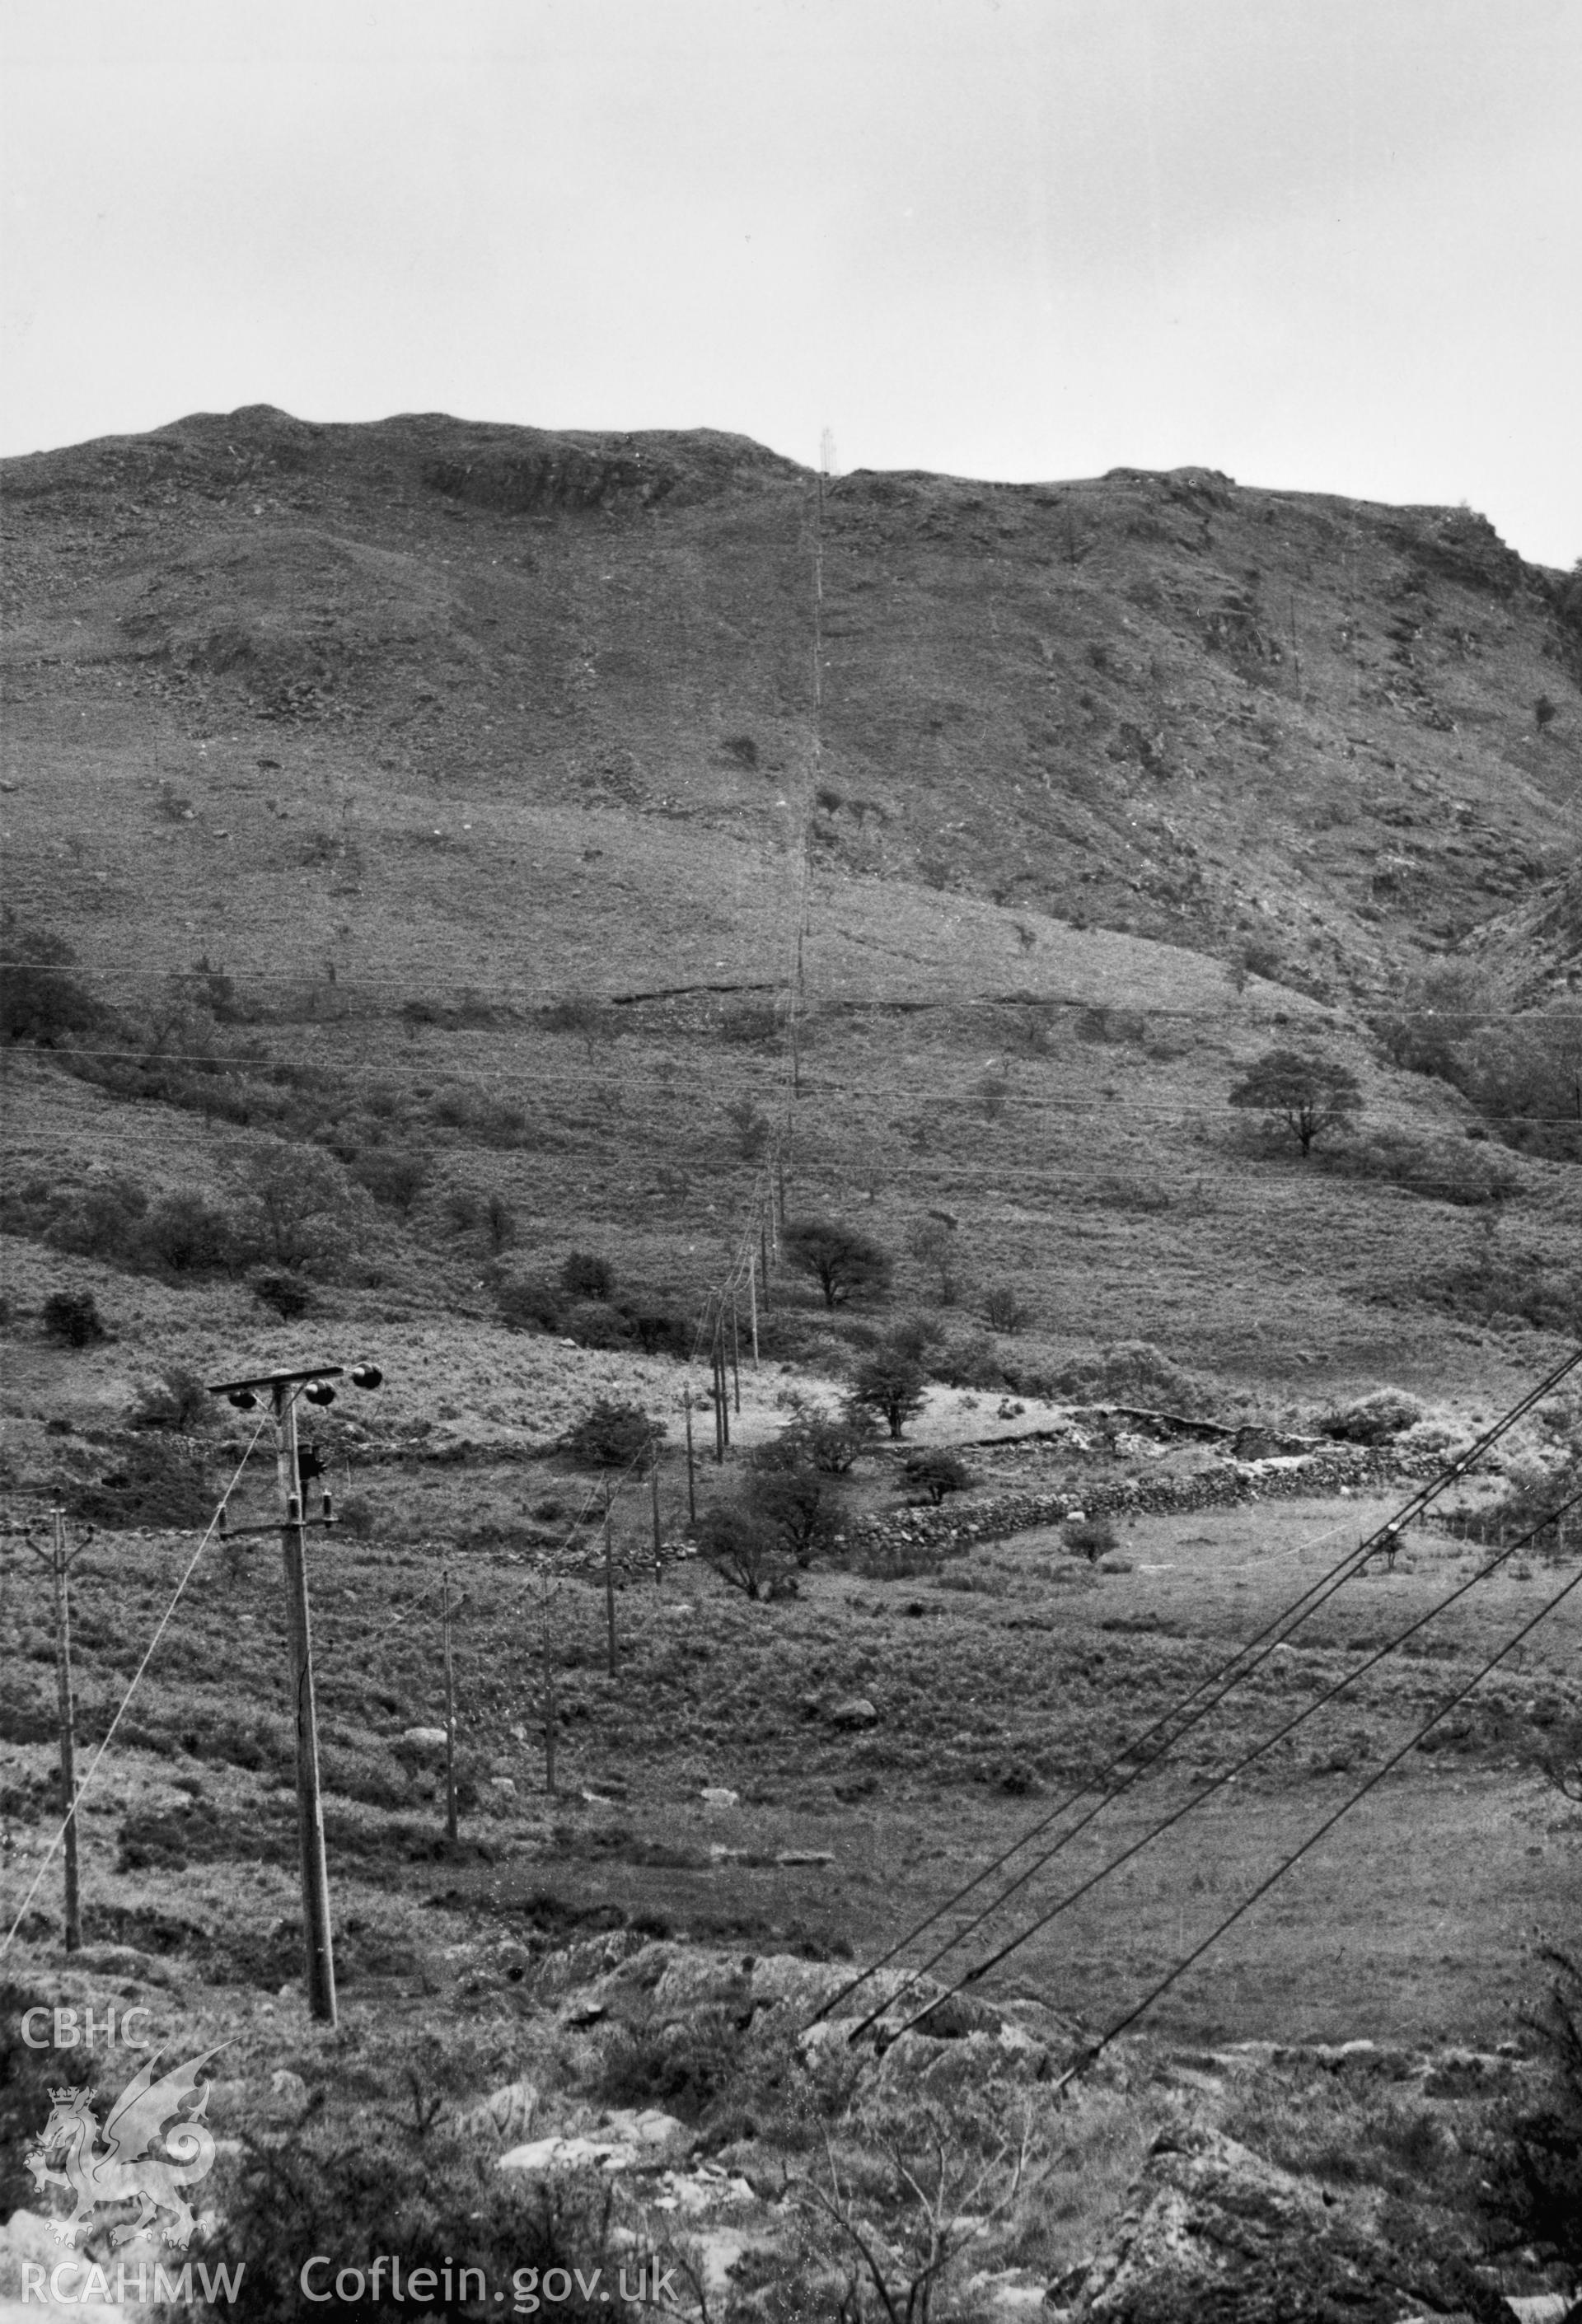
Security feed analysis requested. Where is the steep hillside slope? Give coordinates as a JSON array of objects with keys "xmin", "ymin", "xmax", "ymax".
[{"xmin": 2, "ymin": 408, "xmax": 1579, "ymax": 1395}]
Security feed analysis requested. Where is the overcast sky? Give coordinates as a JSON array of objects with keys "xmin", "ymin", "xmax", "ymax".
[{"xmin": 3, "ymin": 0, "xmax": 1578, "ymax": 566}]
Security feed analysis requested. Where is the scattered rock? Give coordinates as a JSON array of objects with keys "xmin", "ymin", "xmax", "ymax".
[
  {"xmin": 829, "ymin": 1696, "xmax": 879, "ymax": 1728},
  {"xmin": 457, "ymin": 2078, "xmax": 538, "ymax": 2143},
  {"xmin": 267, "ymin": 2068, "xmax": 310, "ymax": 2117}
]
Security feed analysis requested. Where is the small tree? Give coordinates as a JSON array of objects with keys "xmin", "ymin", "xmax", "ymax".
[
  {"xmin": 903, "ymin": 1448, "xmax": 971, "ymax": 1505},
  {"xmin": 982, "ymin": 1282, "xmax": 1032, "ymax": 1334},
  {"xmin": 906, "ymin": 1217, "xmax": 961, "ymax": 1305},
  {"xmin": 560, "ymin": 1398, "xmax": 665, "ymax": 1472},
  {"xmin": 1229, "ymin": 1046, "xmax": 1362, "ymax": 1157},
  {"xmin": 726, "ymin": 1097, "xmax": 770, "ymax": 1160},
  {"xmin": 848, "ymin": 1346, "xmax": 927, "ymax": 1439},
  {"xmin": 784, "ymin": 1218, "xmax": 892, "ymax": 1310},
  {"xmin": 542, "ymin": 995, "xmax": 611, "ymax": 1061},
  {"xmin": 245, "ymin": 1145, "xmax": 358, "ymax": 1271},
  {"xmin": 744, "ymin": 1441, "xmax": 842, "ymax": 1562},
  {"xmin": 696, "ymin": 1503, "xmax": 789, "ymax": 1601}
]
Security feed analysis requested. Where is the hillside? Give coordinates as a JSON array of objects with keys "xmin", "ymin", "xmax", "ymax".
[{"xmin": 2, "ymin": 406, "xmax": 1579, "ymax": 1399}]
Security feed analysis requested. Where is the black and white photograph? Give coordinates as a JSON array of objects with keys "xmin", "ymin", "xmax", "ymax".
[{"xmin": 2, "ymin": 2, "xmax": 1580, "ymax": 2317}]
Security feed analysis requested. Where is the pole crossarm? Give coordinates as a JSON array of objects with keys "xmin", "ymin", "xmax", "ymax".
[{"xmin": 206, "ymin": 1364, "xmax": 346, "ymax": 1395}]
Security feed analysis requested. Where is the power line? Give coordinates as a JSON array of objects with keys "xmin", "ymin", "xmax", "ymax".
[
  {"xmin": 814, "ymin": 1341, "xmax": 1582, "ymax": 2033},
  {"xmin": 1037, "ymin": 1545, "xmax": 1582, "ymax": 2097},
  {"xmin": 874, "ymin": 1481, "xmax": 1582, "ymax": 2048},
  {"xmin": 0, "ymin": 1416, "xmax": 269, "ymax": 1960}
]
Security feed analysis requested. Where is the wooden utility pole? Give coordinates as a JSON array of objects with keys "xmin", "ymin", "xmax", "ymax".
[
  {"xmin": 602, "ymin": 1479, "xmax": 618, "ymax": 1677},
  {"xmin": 650, "ymin": 1461, "xmax": 662, "ymax": 1585},
  {"xmin": 730, "ymin": 1300, "xmax": 742, "ymax": 1413},
  {"xmin": 759, "ymin": 1223, "xmax": 770, "ymax": 1311},
  {"xmin": 442, "ymin": 1566, "xmax": 458, "ymax": 1842},
  {"xmin": 540, "ymin": 1588, "xmax": 557, "ymax": 1794},
  {"xmin": 683, "ymin": 1391, "xmax": 697, "ymax": 1525},
  {"xmin": 273, "ymin": 1379, "xmax": 337, "ymax": 2024},
  {"xmin": 748, "ymin": 1252, "xmax": 760, "ymax": 1365},
  {"xmin": 24, "ymin": 1499, "xmax": 87, "ymax": 1952},
  {"xmin": 206, "ymin": 1358, "xmax": 381, "ymax": 2029}
]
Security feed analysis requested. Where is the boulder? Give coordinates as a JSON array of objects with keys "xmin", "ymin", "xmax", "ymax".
[
  {"xmin": 830, "ymin": 1697, "xmax": 879, "ymax": 1728},
  {"xmin": 700, "ymin": 1785, "xmax": 740, "ymax": 1809}
]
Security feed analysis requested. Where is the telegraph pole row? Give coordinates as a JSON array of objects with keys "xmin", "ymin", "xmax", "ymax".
[{"xmin": 207, "ymin": 1359, "xmax": 383, "ymax": 2026}]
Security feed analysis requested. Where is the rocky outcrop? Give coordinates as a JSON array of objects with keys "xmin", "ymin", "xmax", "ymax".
[{"xmin": 1061, "ymin": 2124, "xmax": 1506, "ymax": 2323}]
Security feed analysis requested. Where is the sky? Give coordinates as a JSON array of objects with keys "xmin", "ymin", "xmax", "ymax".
[{"xmin": 3, "ymin": 0, "xmax": 1579, "ymax": 567}]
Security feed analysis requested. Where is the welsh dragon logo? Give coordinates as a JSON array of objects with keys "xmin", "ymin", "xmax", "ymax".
[{"xmin": 24, "ymin": 2047, "xmax": 222, "ymax": 2250}]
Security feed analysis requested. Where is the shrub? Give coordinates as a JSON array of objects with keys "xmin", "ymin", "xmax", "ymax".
[
  {"xmin": 1332, "ymin": 1130, "xmax": 1519, "ymax": 1206},
  {"xmin": 42, "ymin": 1289, "xmax": 105, "ymax": 1347},
  {"xmin": 1372, "ymin": 962, "xmax": 1487, "ymax": 1080},
  {"xmin": 1481, "ymin": 1946, "xmax": 1582, "ymax": 2267},
  {"xmin": 251, "ymin": 1270, "xmax": 312, "ymax": 1321},
  {"xmin": 932, "ymin": 1330, "xmax": 1004, "ymax": 1391},
  {"xmin": 779, "ymin": 1410, "xmax": 878, "ymax": 1473},
  {"xmin": 903, "ymin": 1448, "xmax": 971, "ymax": 1505},
  {"xmin": 559, "ymin": 1300, "xmax": 633, "ymax": 1351},
  {"xmin": 484, "ymin": 1193, "xmax": 517, "ymax": 1253},
  {"xmin": 723, "ymin": 733, "xmax": 760, "ymax": 769},
  {"xmin": 1065, "ymin": 1515, "xmax": 1116, "ymax": 1560},
  {"xmin": 559, "ymin": 1251, "xmax": 614, "ymax": 1301},
  {"xmin": 625, "ymin": 1306, "xmax": 694, "ymax": 1358},
  {"xmin": 45, "ymin": 1176, "xmax": 150, "ymax": 1265},
  {"xmin": 349, "ymin": 1148, "xmax": 430, "ymax": 1213},
  {"xmin": 560, "ymin": 1399, "xmax": 666, "ymax": 1471},
  {"xmin": 144, "ymin": 1190, "xmax": 238, "ymax": 1274},
  {"xmin": 130, "ymin": 1366, "xmax": 214, "ymax": 1433},
  {"xmin": 193, "ymin": 2084, "xmax": 634, "ymax": 2321},
  {"xmin": 0, "ymin": 915, "xmax": 100, "ymax": 1045},
  {"xmin": 497, "ymin": 1274, "xmax": 560, "ymax": 1333}
]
